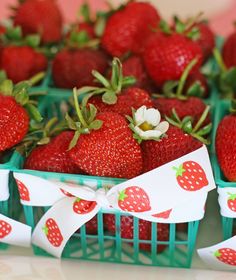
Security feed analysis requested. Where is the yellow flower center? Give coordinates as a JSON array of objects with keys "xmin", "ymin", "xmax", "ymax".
[{"xmin": 139, "ymin": 122, "xmax": 153, "ymax": 131}]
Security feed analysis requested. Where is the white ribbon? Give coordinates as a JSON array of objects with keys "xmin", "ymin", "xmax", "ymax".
[
  {"xmin": 0, "ymin": 169, "xmax": 31, "ymax": 247},
  {"xmin": 218, "ymin": 187, "xmax": 236, "ymax": 218},
  {"xmin": 13, "ymin": 145, "xmax": 216, "ymax": 257}
]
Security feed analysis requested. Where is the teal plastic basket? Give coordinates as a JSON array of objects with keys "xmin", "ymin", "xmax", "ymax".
[
  {"xmin": 10, "ymin": 91, "xmax": 210, "ymax": 268},
  {"xmin": 212, "ymin": 100, "xmax": 236, "ymax": 240}
]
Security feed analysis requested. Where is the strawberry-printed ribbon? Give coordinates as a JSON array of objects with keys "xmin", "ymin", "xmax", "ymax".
[
  {"xmin": 0, "ymin": 170, "xmax": 31, "ymax": 247},
  {"xmin": 13, "ymin": 145, "xmax": 216, "ymax": 258},
  {"xmin": 218, "ymin": 187, "xmax": 236, "ymax": 218},
  {"xmin": 198, "ymin": 236, "xmax": 236, "ymax": 271}
]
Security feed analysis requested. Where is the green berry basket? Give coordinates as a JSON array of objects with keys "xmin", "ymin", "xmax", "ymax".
[
  {"xmin": 10, "ymin": 92, "xmax": 209, "ymax": 269},
  {"xmin": 212, "ymin": 99, "xmax": 236, "ymax": 240}
]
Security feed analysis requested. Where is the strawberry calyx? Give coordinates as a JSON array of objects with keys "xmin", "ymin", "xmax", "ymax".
[
  {"xmin": 77, "ymin": 57, "xmax": 136, "ymax": 107},
  {"xmin": 16, "ymin": 117, "xmax": 67, "ymax": 156},
  {"xmin": 118, "ymin": 190, "xmax": 128, "ymax": 201},
  {"xmin": 213, "ymin": 48, "xmax": 236, "ymax": 99},
  {"xmin": 227, "ymin": 192, "xmax": 236, "ymax": 200},
  {"xmin": 66, "ymin": 88, "xmax": 103, "ymax": 150},
  {"xmin": 165, "ymin": 105, "xmax": 212, "ymax": 145},
  {"xmin": 0, "ymin": 26, "xmax": 41, "ymax": 48},
  {"xmin": 0, "ymin": 72, "xmax": 45, "ymax": 123},
  {"xmin": 153, "ymin": 58, "xmax": 205, "ymax": 99},
  {"xmin": 172, "ymin": 164, "xmax": 186, "ymax": 177}
]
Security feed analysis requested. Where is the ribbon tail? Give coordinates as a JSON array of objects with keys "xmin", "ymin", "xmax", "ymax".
[
  {"xmin": 32, "ymin": 197, "xmax": 100, "ymax": 258},
  {"xmin": 0, "ymin": 214, "xmax": 31, "ymax": 247}
]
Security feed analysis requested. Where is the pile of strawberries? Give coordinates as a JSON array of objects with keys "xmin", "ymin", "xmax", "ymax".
[{"xmin": 2, "ymin": 0, "xmax": 236, "ymax": 252}]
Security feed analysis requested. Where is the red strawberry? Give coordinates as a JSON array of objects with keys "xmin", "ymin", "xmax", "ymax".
[
  {"xmin": 104, "ymin": 214, "xmax": 169, "ymax": 253},
  {"xmin": 142, "ymin": 125, "xmax": 202, "ymax": 173},
  {"xmin": 43, "ymin": 218, "xmax": 63, "ymax": 247},
  {"xmin": 195, "ymin": 23, "xmax": 215, "ymax": 61},
  {"xmin": 152, "ymin": 209, "xmax": 172, "ymax": 219},
  {"xmin": 154, "ymin": 97, "xmax": 209, "ymax": 126},
  {"xmin": 84, "ymin": 57, "xmax": 153, "ymax": 117},
  {"xmin": 173, "ymin": 161, "xmax": 209, "ymax": 191},
  {"xmin": 52, "ymin": 49, "xmax": 108, "ymax": 89},
  {"xmin": 67, "ymin": 22, "xmax": 95, "ymax": 41},
  {"xmin": 14, "ymin": 0, "xmax": 63, "ymax": 44},
  {"xmin": 118, "ymin": 187, "xmax": 151, "ymax": 212},
  {"xmin": 0, "ymin": 220, "xmax": 12, "ymax": 238},
  {"xmin": 215, "ymin": 248, "xmax": 236, "ymax": 266},
  {"xmin": 101, "ymin": 2, "xmax": 160, "ymax": 57},
  {"xmin": 15, "ymin": 179, "xmax": 30, "ymax": 201},
  {"xmin": 77, "ymin": 216, "xmax": 98, "ymax": 235},
  {"xmin": 69, "ymin": 108, "xmax": 143, "ymax": 179},
  {"xmin": 1, "ymin": 46, "xmax": 47, "ymax": 83},
  {"xmin": 222, "ymin": 30, "xmax": 236, "ymax": 68},
  {"xmin": 24, "ymin": 131, "xmax": 82, "ymax": 174},
  {"xmin": 89, "ymin": 87, "xmax": 153, "ymax": 117},
  {"xmin": 216, "ymin": 114, "xmax": 236, "ymax": 182},
  {"xmin": 73, "ymin": 198, "xmax": 97, "ymax": 214},
  {"xmin": 227, "ymin": 193, "xmax": 236, "ymax": 212},
  {"xmin": 0, "ymin": 95, "xmax": 29, "ymax": 152},
  {"xmin": 121, "ymin": 55, "xmax": 155, "ymax": 91},
  {"xmin": 143, "ymin": 33, "xmax": 203, "ymax": 87}
]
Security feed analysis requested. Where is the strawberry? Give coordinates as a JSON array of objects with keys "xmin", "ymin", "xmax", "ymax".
[
  {"xmin": 222, "ymin": 30, "xmax": 236, "ymax": 68},
  {"xmin": 43, "ymin": 218, "xmax": 63, "ymax": 247},
  {"xmin": 1, "ymin": 46, "xmax": 47, "ymax": 83},
  {"xmin": 118, "ymin": 186, "xmax": 151, "ymax": 213},
  {"xmin": 104, "ymin": 214, "xmax": 169, "ymax": 253},
  {"xmin": 143, "ymin": 32, "xmax": 203, "ymax": 87},
  {"xmin": 0, "ymin": 220, "xmax": 12, "ymax": 239},
  {"xmin": 0, "ymin": 95, "xmax": 29, "ymax": 152},
  {"xmin": 227, "ymin": 193, "xmax": 236, "ymax": 212},
  {"xmin": 173, "ymin": 161, "xmax": 209, "ymax": 191},
  {"xmin": 122, "ymin": 55, "xmax": 155, "ymax": 91},
  {"xmin": 15, "ymin": 179, "xmax": 30, "ymax": 201},
  {"xmin": 77, "ymin": 216, "xmax": 98, "ymax": 235},
  {"xmin": 195, "ymin": 23, "xmax": 215, "ymax": 61},
  {"xmin": 81, "ymin": 58, "xmax": 153, "ymax": 117},
  {"xmin": 24, "ymin": 131, "xmax": 83, "ymax": 174},
  {"xmin": 140, "ymin": 106, "xmax": 211, "ymax": 173},
  {"xmin": 73, "ymin": 198, "xmax": 97, "ymax": 214},
  {"xmin": 152, "ymin": 209, "xmax": 172, "ymax": 219},
  {"xmin": 14, "ymin": 0, "xmax": 63, "ymax": 44},
  {"xmin": 215, "ymin": 248, "xmax": 236, "ymax": 266},
  {"xmin": 101, "ymin": 2, "xmax": 160, "ymax": 57},
  {"xmin": 153, "ymin": 59, "xmax": 210, "ymax": 126},
  {"xmin": 67, "ymin": 90, "xmax": 143, "ymax": 179},
  {"xmin": 216, "ymin": 112, "xmax": 236, "ymax": 182},
  {"xmin": 52, "ymin": 49, "xmax": 108, "ymax": 89}
]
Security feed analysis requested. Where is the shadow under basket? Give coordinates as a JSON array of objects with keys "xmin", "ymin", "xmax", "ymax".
[{"xmin": 15, "ymin": 168, "xmax": 201, "ymax": 268}]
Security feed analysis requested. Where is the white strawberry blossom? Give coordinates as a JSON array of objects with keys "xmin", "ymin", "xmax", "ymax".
[{"xmin": 133, "ymin": 106, "xmax": 169, "ymax": 140}]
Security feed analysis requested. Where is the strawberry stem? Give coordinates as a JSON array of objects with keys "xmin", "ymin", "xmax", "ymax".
[
  {"xmin": 192, "ymin": 105, "xmax": 210, "ymax": 133},
  {"xmin": 73, "ymin": 88, "xmax": 89, "ymax": 128},
  {"xmin": 213, "ymin": 48, "xmax": 227, "ymax": 73},
  {"xmin": 28, "ymin": 72, "xmax": 45, "ymax": 86},
  {"xmin": 176, "ymin": 58, "xmax": 198, "ymax": 98}
]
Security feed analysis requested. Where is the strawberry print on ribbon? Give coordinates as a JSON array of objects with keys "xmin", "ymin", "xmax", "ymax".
[
  {"xmin": 16, "ymin": 179, "xmax": 30, "ymax": 201},
  {"xmin": 173, "ymin": 161, "xmax": 209, "ymax": 191},
  {"xmin": 227, "ymin": 193, "xmax": 236, "ymax": 212},
  {"xmin": 218, "ymin": 188, "xmax": 236, "ymax": 218},
  {"xmin": 0, "ymin": 220, "xmax": 12, "ymax": 239},
  {"xmin": 73, "ymin": 198, "xmax": 97, "ymax": 214},
  {"xmin": 43, "ymin": 218, "xmax": 63, "ymax": 247},
  {"xmin": 118, "ymin": 186, "xmax": 151, "ymax": 212},
  {"xmin": 198, "ymin": 236, "xmax": 236, "ymax": 271}
]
